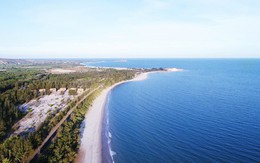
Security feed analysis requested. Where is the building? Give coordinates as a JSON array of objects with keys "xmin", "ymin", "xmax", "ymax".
[
  {"xmin": 49, "ymin": 88, "xmax": 56, "ymax": 93},
  {"xmin": 69, "ymin": 88, "xmax": 76, "ymax": 91},
  {"xmin": 77, "ymin": 88, "xmax": 84, "ymax": 94},
  {"xmin": 57, "ymin": 88, "xmax": 66, "ymax": 95},
  {"xmin": 39, "ymin": 89, "xmax": 46, "ymax": 95}
]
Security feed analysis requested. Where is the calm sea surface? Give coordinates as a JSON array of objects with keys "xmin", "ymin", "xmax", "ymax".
[{"xmin": 86, "ymin": 59, "xmax": 260, "ymax": 162}]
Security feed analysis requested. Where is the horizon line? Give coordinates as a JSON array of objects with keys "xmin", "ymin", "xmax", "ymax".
[{"xmin": 1, "ymin": 57, "xmax": 260, "ymax": 60}]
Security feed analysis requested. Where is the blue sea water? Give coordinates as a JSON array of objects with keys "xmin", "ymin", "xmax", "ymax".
[{"xmin": 87, "ymin": 59, "xmax": 260, "ymax": 162}]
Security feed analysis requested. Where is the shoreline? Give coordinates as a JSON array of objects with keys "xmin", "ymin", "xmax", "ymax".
[
  {"xmin": 83, "ymin": 63, "xmax": 184, "ymax": 72},
  {"xmin": 76, "ymin": 72, "xmax": 148, "ymax": 163},
  {"xmin": 76, "ymin": 68, "xmax": 183, "ymax": 163}
]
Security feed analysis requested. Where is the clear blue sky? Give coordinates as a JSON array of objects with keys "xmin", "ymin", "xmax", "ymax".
[{"xmin": 0, "ymin": 0, "xmax": 260, "ymax": 58}]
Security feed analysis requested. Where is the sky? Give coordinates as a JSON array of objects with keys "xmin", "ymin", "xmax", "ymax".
[{"xmin": 0, "ymin": 0, "xmax": 260, "ymax": 58}]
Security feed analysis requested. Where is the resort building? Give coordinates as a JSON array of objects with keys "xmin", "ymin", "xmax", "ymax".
[
  {"xmin": 57, "ymin": 88, "xmax": 66, "ymax": 95},
  {"xmin": 39, "ymin": 89, "xmax": 46, "ymax": 95},
  {"xmin": 77, "ymin": 88, "xmax": 84, "ymax": 94},
  {"xmin": 49, "ymin": 88, "xmax": 56, "ymax": 93},
  {"xmin": 69, "ymin": 88, "xmax": 77, "ymax": 91}
]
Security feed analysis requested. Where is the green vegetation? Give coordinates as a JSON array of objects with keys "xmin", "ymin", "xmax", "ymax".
[
  {"xmin": 0, "ymin": 67, "xmax": 134, "ymax": 141},
  {"xmin": 0, "ymin": 66, "xmax": 136, "ymax": 162},
  {"xmin": 28, "ymin": 108, "xmax": 33, "ymax": 113},
  {"xmin": 37, "ymin": 78, "xmax": 125, "ymax": 162},
  {"xmin": 68, "ymin": 89, "xmax": 77, "ymax": 95},
  {"xmin": 0, "ymin": 136, "xmax": 33, "ymax": 162},
  {"xmin": 37, "ymin": 89, "xmax": 102, "ymax": 162},
  {"xmin": 0, "ymin": 68, "xmax": 44, "ymax": 141},
  {"xmin": 0, "ymin": 58, "xmax": 83, "ymax": 69}
]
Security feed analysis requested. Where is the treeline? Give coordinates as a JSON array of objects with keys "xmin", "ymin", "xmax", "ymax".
[
  {"xmin": 36, "ymin": 72, "xmax": 131, "ymax": 162},
  {"xmin": 0, "ymin": 69, "xmax": 44, "ymax": 141},
  {"xmin": 37, "ymin": 89, "xmax": 102, "ymax": 162},
  {"xmin": 0, "ymin": 68, "xmax": 134, "ymax": 141},
  {"xmin": 0, "ymin": 89, "xmax": 91, "ymax": 163},
  {"xmin": 0, "ymin": 68, "xmax": 135, "ymax": 162}
]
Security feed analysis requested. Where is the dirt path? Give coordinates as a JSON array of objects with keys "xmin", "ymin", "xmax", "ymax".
[{"xmin": 27, "ymin": 87, "xmax": 99, "ymax": 162}]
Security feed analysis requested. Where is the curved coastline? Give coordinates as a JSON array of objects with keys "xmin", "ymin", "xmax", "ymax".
[{"xmin": 76, "ymin": 72, "xmax": 148, "ymax": 163}]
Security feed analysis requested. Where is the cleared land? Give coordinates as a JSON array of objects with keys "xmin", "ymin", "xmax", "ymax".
[
  {"xmin": 12, "ymin": 90, "xmax": 75, "ymax": 135},
  {"xmin": 27, "ymin": 87, "xmax": 99, "ymax": 162}
]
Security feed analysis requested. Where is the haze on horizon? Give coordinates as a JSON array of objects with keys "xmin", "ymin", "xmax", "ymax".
[{"xmin": 0, "ymin": 0, "xmax": 260, "ymax": 59}]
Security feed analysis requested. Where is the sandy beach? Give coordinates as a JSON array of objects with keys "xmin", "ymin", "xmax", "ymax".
[
  {"xmin": 76, "ymin": 72, "xmax": 148, "ymax": 163},
  {"xmin": 76, "ymin": 68, "xmax": 183, "ymax": 163},
  {"xmin": 75, "ymin": 69, "xmax": 184, "ymax": 163}
]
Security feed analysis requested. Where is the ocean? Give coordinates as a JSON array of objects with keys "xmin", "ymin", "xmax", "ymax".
[{"xmin": 86, "ymin": 59, "xmax": 260, "ymax": 162}]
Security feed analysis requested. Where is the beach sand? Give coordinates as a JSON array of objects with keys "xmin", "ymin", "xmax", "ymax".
[
  {"xmin": 76, "ymin": 68, "xmax": 183, "ymax": 163},
  {"xmin": 76, "ymin": 72, "xmax": 148, "ymax": 163}
]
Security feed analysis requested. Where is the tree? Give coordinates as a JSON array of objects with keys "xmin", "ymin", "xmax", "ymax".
[{"xmin": 0, "ymin": 121, "xmax": 6, "ymax": 139}]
